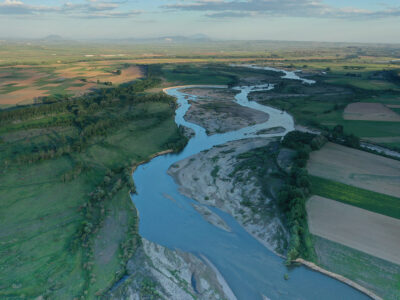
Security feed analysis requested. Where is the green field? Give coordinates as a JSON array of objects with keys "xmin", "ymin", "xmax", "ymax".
[
  {"xmin": 313, "ymin": 236, "xmax": 400, "ymax": 300},
  {"xmin": 325, "ymin": 78, "xmax": 400, "ymax": 91},
  {"xmin": 310, "ymin": 176, "xmax": 400, "ymax": 219},
  {"xmin": 0, "ymin": 79, "xmax": 186, "ymax": 298},
  {"xmin": 160, "ymin": 64, "xmax": 237, "ymax": 85}
]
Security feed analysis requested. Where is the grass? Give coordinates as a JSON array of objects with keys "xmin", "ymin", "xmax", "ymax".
[
  {"xmin": 0, "ymin": 86, "xmax": 184, "ymax": 298},
  {"xmin": 313, "ymin": 235, "xmax": 400, "ymax": 300},
  {"xmin": 252, "ymin": 81, "xmax": 400, "ymax": 144},
  {"xmin": 337, "ymin": 120, "xmax": 400, "ymax": 138},
  {"xmin": 310, "ymin": 176, "xmax": 400, "ymax": 219},
  {"xmin": 160, "ymin": 64, "xmax": 237, "ymax": 85},
  {"xmin": 325, "ymin": 78, "xmax": 399, "ymax": 91}
]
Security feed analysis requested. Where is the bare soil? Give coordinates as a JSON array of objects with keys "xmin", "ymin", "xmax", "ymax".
[
  {"xmin": 343, "ymin": 102, "xmax": 400, "ymax": 122},
  {"xmin": 307, "ymin": 196, "xmax": 400, "ymax": 265},
  {"xmin": 0, "ymin": 64, "xmax": 144, "ymax": 105},
  {"xmin": 307, "ymin": 142, "xmax": 400, "ymax": 198}
]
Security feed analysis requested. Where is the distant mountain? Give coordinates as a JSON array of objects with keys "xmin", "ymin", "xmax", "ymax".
[
  {"xmin": 43, "ymin": 35, "xmax": 64, "ymax": 41},
  {"xmin": 99, "ymin": 34, "xmax": 213, "ymax": 44},
  {"xmin": 188, "ymin": 34, "xmax": 210, "ymax": 40}
]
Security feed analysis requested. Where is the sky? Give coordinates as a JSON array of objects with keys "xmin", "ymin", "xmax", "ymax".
[{"xmin": 0, "ymin": 0, "xmax": 400, "ymax": 43}]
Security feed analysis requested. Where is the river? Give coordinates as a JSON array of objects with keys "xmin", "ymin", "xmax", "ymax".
[{"xmin": 131, "ymin": 67, "xmax": 370, "ymax": 300}]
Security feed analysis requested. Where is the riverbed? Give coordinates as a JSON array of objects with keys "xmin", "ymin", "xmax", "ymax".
[{"xmin": 131, "ymin": 67, "xmax": 370, "ymax": 300}]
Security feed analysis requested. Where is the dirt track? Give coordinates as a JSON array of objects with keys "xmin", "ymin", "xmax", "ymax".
[
  {"xmin": 307, "ymin": 196, "xmax": 400, "ymax": 265},
  {"xmin": 307, "ymin": 142, "xmax": 400, "ymax": 198}
]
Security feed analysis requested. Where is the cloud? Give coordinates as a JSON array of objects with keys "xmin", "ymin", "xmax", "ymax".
[
  {"xmin": 0, "ymin": 0, "xmax": 142, "ymax": 18},
  {"xmin": 163, "ymin": 0, "xmax": 400, "ymax": 19},
  {"xmin": 0, "ymin": 0, "xmax": 58, "ymax": 15}
]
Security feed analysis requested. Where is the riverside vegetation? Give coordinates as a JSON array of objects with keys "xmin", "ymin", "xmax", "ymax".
[
  {"xmin": 218, "ymin": 130, "xmax": 327, "ymax": 263},
  {"xmin": 0, "ymin": 74, "xmax": 188, "ymax": 298}
]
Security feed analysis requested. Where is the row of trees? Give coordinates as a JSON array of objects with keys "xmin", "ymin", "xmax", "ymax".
[{"xmin": 279, "ymin": 131, "xmax": 327, "ymax": 263}]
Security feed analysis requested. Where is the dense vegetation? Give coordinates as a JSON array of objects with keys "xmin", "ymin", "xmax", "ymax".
[
  {"xmin": 278, "ymin": 131, "xmax": 327, "ymax": 263},
  {"xmin": 229, "ymin": 141, "xmax": 289, "ymax": 254},
  {"xmin": 310, "ymin": 176, "xmax": 400, "ymax": 219},
  {"xmin": 228, "ymin": 131, "xmax": 327, "ymax": 261},
  {"xmin": 0, "ymin": 76, "xmax": 187, "ymax": 298}
]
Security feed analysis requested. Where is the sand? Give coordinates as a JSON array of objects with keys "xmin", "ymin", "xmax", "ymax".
[
  {"xmin": 168, "ymin": 138, "xmax": 288, "ymax": 253},
  {"xmin": 181, "ymin": 88, "xmax": 269, "ymax": 135}
]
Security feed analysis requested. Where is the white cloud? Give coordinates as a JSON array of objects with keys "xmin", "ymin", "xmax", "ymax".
[
  {"xmin": 0, "ymin": 0, "xmax": 141, "ymax": 18},
  {"xmin": 163, "ymin": 0, "xmax": 400, "ymax": 19}
]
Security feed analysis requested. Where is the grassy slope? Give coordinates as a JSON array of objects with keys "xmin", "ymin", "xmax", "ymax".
[
  {"xmin": 0, "ymin": 99, "xmax": 182, "ymax": 298},
  {"xmin": 310, "ymin": 176, "xmax": 400, "ymax": 219},
  {"xmin": 314, "ymin": 236, "xmax": 400, "ymax": 300}
]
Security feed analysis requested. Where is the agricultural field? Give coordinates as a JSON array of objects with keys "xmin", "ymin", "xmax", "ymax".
[
  {"xmin": 248, "ymin": 60, "xmax": 400, "ymax": 149},
  {"xmin": 307, "ymin": 193, "xmax": 400, "ymax": 299},
  {"xmin": 307, "ymin": 142, "xmax": 400, "ymax": 198},
  {"xmin": 306, "ymin": 141, "xmax": 400, "ymax": 299},
  {"xmin": 313, "ymin": 236, "xmax": 400, "ymax": 300},
  {"xmin": 0, "ymin": 63, "xmax": 144, "ymax": 107},
  {"xmin": 343, "ymin": 102, "xmax": 400, "ymax": 122},
  {"xmin": 309, "ymin": 176, "xmax": 400, "ymax": 219},
  {"xmin": 307, "ymin": 196, "xmax": 400, "ymax": 265}
]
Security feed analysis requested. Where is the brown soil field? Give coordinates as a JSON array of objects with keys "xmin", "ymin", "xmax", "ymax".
[
  {"xmin": 0, "ymin": 86, "xmax": 51, "ymax": 105},
  {"xmin": 307, "ymin": 142, "xmax": 400, "ymax": 198},
  {"xmin": 307, "ymin": 196, "xmax": 400, "ymax": 265},
  {"xmin": 0, "ymin": 64, "xmax": 144, "ymax": 105},
  {"xmin": 54, "ymin": 66, "xmax": 109, "ymax": 79},
  {"xmin": 386, "ymin": 104, "xmax": 400, "ymax": 108},
  {"xmin": 0, "ymin": 69, "xmax": 48, "ymax": 87},
  {"xmin": 343, "ymin": 102, "xmax": 400, "ymax": 121},
  {"xmin": 99, "ymin": 66, "xmax": 143, "ymax": 84},
  {"xmin": 0, "ymin": 68, "xmax": 63, "ymax": 105}
]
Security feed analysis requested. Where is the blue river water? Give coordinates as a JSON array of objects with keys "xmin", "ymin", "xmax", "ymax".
[{"xmin": 131, "ymin": 67, "xmax": 370, "ymax": 300}]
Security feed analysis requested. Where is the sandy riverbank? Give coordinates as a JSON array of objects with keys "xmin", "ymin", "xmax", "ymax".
[
  {"xmin": 183, "ymin": 87, "xmax": 269, "ymax": 135},
  {"xmin": 106, "ymin": 238, "xmax": 234, "ymax": 299},
  {"xmin": 168, "ymin": 137, "xmax": 289, "ymax": 254}
]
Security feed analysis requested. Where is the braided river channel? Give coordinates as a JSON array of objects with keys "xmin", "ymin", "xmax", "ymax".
[{"xmin": 131, "ymin": 66, "xmax": 370, "ymax": 300}]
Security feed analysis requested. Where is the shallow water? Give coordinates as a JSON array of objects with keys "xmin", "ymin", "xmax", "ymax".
[{"xmin": 131, "ymin": 70, "xmax": 369, "ymax": 299}]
